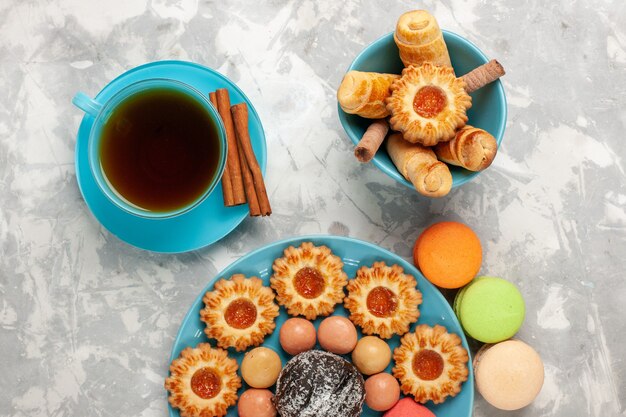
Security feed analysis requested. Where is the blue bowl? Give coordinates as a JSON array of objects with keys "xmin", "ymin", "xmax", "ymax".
[{"xmin": 338, "ymin": 30, "xmax": 507, "ymax": 190}]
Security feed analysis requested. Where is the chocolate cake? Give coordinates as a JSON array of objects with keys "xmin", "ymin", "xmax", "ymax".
[{"xmin": 274, "ymin": 350, "xmax": 365, "ymax": 417}]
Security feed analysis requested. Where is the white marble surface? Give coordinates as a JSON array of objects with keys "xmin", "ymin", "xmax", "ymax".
[{"xmin": 1, "ymin": 0, "xmax": 625, "ymax": 416}]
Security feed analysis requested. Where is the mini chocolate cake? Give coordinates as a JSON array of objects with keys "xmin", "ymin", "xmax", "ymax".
[{"xmin": 274, "ymin": 350, "xmax": 365, "ymax": 417}]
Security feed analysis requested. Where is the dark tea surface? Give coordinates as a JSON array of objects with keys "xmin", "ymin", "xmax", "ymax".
[{"xmin": 100, "ymin": 88, "xmax": 221, "ymax": 213}]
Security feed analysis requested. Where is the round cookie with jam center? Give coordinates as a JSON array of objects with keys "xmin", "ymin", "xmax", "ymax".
[
  {"xmin": 271, "ymin": 242, "xmax": 348, "ymax": 320},
  {"xmin": 344, "ymin": 262, "xmax": 422, "ymax": 339},
  {"xmin": 200, "ymin": 274, "xmax": 280, "ymax": 352},
  {"xmin": 393, "ymin": 324, "xmax": 469, "ymax": 404},
  {"xmin": 274, "ymin": 350, "xmax": 365, "ymax": 417},
  {"xmin": 386, "ymin": 63, "xmax": 471, "ymax": 146},
  {"xmin": 165, "ymin": 343, "xmax": 241, "ymax": 417}
]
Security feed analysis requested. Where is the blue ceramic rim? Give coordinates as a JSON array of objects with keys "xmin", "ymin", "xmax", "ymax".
[
  {"xmin": 338, "ymin": 30, "xmax": 508, "ymax": 191},
  {"xmin": 73, "ymin": 60, "xmax": 268, "ymax": 253},
  {"xmin": 87, "ymin": 78, "xmax": 228, "ymax": 219},
  {"xmin": 167, "ymin": 234, "xmax": 474, "ymax": 416}
]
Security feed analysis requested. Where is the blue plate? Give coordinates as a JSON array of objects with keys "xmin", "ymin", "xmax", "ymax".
[
  {"xmin": 75, "ymin": 61, "xmax": 267, "ymax": 253},
  {"xmin": 168, "ymin": 235, "xmax": 474, "ymax": 417},
  {"xmin": 338, "ymin": 31, "xmax": 507, "ymax": 190}
]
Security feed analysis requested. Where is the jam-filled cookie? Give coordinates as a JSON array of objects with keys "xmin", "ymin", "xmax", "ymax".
[
  {"xmin": 393, "ymin": 324, "xmax": 469, "ymax": 404},
  {"xmin": 344, "ymin": 262, "xmax": 422, "ymax": 339},
  {"xmin": 271, "ymin": 242, "xmax": 348, "ymax": 320},
  {"xmin": 200, "ymin": 274, "xmax": 279, "ymax": 352},
  {"xmin": 386, "ymin": 63, "xmax": 471, "ymax": 146},
  {"xmin": 165, "ymin": 343, "xmax": 241, "ymax": 417}
]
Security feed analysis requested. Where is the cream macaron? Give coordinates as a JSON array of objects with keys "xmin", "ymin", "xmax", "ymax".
[{"xmin": 473, "ymin": 339, "xmax": 544, "ymax": 410}]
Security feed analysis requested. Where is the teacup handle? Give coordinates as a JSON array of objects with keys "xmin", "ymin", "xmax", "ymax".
[{"xmin": 72, "ymin": 92, "xmax": 102, "ymax": 118}]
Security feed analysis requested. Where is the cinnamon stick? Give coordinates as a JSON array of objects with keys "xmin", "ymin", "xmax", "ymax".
[
  {"xmin": 461, "ymin": 59, "xmax": 505, "ymax": 93},
  {"xmin": 216, "ymin": 88, "xmax": 246, "ymax": 205},
  {"xmin": 354, "ymin": 119, "xmax": 389, "ymax": 163},
  {"xmin": 209, "ymin": 91, "xmax": 234, "ymax": 206},
  {"xmin": 237, "ymin": 138, "xmax": 261, "ymax": 216},
  {"xmin": 231, "ymin": 103, "xmax": 272, "ymax": 216}
]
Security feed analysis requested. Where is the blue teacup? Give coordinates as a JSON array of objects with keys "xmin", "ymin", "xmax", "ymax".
[{"xmin": 73, "ymin": 79, "xmax": 227, "ymax": 219}]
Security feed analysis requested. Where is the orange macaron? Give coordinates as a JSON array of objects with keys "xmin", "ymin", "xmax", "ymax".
[{"xmin": 413, "ymin": 222, "xmax": 482, "ymax": 289}]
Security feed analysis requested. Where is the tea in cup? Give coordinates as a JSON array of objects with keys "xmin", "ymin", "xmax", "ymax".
[{"xmin": 73, "ymin": 79, "xmax": 227, "ymax": 218}]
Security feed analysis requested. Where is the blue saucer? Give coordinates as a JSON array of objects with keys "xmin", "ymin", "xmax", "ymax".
[
  {"xmin": 168, "ymin": 235, "xmax": 474, "ymax": 417},
  {"xmin": 75, "ymin": 61, "xmax": 267, "ymax": 253}
]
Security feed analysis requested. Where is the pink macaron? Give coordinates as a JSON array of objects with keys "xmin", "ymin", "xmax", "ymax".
[{"xmin": 383, "ymin": 397, "xmax": 435, "ymax": 417}]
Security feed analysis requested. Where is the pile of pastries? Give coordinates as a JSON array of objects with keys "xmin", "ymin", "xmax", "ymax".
[
  {"xmin": 165, "ymin": 241, "xmax": 470, "ymax": 417},
  {"xmin": 338, "ymin": 10, "xmax": 504, "ymax": 198}
]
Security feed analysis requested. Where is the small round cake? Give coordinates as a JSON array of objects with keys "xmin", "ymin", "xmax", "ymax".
[
  {"xmin": 274, "ymin": 350, "xmax": 365, "ymax": 417},
  {"xmin": 473, "ymin": 340, "xmax": 544, "ymax": 410},
  {"xmin": 414, "ymin": 222, "xmax": 482, "ymax": 289},
  {"xmin": 453, "ymin": 276, "xmax": 525, "ymax": 343}
]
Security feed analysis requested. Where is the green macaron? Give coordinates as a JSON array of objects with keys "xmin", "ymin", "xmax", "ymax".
[{"xmin": 454, "ymin": 276, "xmax": 525, "ymax": 343}]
